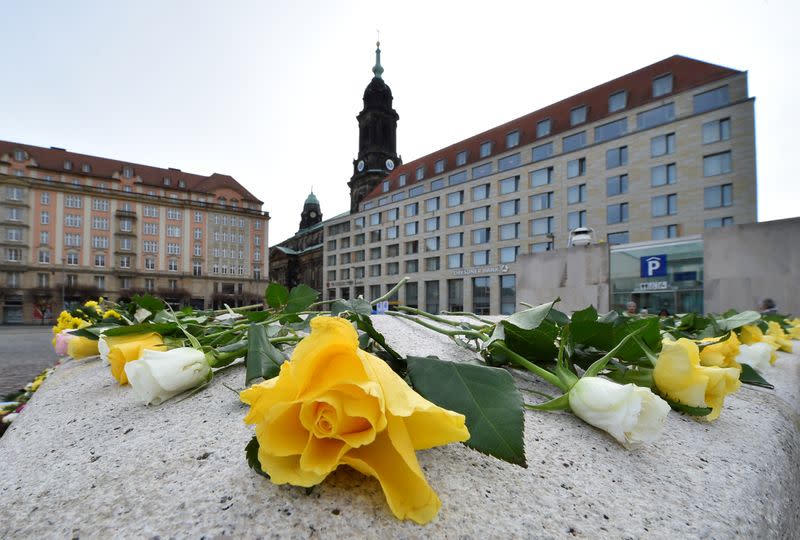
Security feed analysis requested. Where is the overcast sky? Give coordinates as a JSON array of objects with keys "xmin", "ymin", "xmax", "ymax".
[{"xmin": 2, "ymin": 0, "xmax": 798, "ymax": 243}]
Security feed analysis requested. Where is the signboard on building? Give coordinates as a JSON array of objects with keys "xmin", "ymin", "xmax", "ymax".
[
  {"xmin": 637, "ymin": 281, "xmax": 669, "ymax": 291},
  {"xmin": 640, "ymin": 254, "xmax": 667, "ymax": 278},
  {"xmin": 452, "ymin": 264, "xmax": 510, "ymax": 277}
]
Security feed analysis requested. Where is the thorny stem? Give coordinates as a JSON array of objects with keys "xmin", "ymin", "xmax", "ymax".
[{"xmin": 490, "ymin": 342, "xmax": 568, "ymax": 391}]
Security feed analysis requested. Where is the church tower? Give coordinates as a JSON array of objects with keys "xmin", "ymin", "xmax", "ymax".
[
  {"xmin": 299, "ymin": 190, "xmax": 322, "ymax": 230},
  {"xmin": 347, "ymin": 41, "xmax": 401, "ymax": 213}
]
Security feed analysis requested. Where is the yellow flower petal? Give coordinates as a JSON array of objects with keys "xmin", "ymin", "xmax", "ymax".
[
  {"xmin": 67, "ymin": 336, "xmax": 99, "ymax": 359},
  {"xmin": 766, "ymin": 321, "xmax": 793, "ymax": 353},
  {"xmin": 106, "ymin": 333, "xmax": 164, "ymax": 385},
  {"xmin": 698, "ymin": 333, "xmax": 740, "ymax": 369}
]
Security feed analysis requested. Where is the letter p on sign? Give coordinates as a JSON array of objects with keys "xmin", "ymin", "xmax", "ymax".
[{"xmin": 640, "ymin": 254, "xmax": 667, "ymax": 278}]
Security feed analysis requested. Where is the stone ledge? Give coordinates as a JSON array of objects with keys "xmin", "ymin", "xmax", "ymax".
[{"xmin": 1, "ymin": 316, "xmax": 798, "ymax": 538}]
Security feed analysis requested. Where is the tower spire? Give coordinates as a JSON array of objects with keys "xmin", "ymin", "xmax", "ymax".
[{"xmin": 372, "ymin": 40, "xmax": 383, "ymax": 79}]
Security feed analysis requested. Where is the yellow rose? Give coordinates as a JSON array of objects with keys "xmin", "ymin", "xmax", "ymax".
[
  {"xmin": 738, "ymin": 325, "xmax": 779, "ymax": 364},
  {"xmin": 66, "ymin": 336, "xmax": 100, "ymax": 359},
  {"xmin": 789, "ymin": 324, "xmax": 800, "ymax": 341},
  {"xmin": 653, "ymin": 338, "xmax": 740, "ymax": 421},
  {"xmin": 241, "ymin": 316, "xmax": 469, "ymax": 524},
  {"xmin": 102, "ymin": 309, "xmax": 122, "ymax": 319},
  {"xmin": 766, "ymin": 321, "xmax": 793, "ymax": 353},
  {"xmin": 101, "ymin": 333, "xmax": 165, "ymax": 385},
  {"xmin": 697, "ymin": 333, "xmax": 740, "ymax": 369}
]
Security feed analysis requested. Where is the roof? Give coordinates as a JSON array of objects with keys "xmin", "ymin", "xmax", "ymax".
[
  {"xmin": 272, "ymin": 243, "xmax": 323, "ymax": 256},
  {"xmin": 0, "ymin": 140, "xmax": 262, "ymax": 204},
  {"xmin": 363, "ymin": 55, "xmax": 742, "ymax": 203},
  {"xmin": 304, "ymin": 191, "xmax": 319, "ymax": 205}
]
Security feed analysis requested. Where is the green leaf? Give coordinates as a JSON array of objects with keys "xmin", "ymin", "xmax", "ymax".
[
  {"xmin": 664, "ymin": 398, "xmax": 712, "ymax": 417},
  {"xmin": 406, "ymin": 356, "xmax": 526, "ymax": 467},
  {"xmin": 285, "ymin": 284, "xmax": 319, "ymax": 314},
  {"xmin": 506, "ymin": 299, "xmax": 557, "ymax": 330},
  {"xmin": 330, "ymin": 298, "xmax": 373, "ymax": 316},
  {"xmin": 152, "ymin": 310, "xmax": 176, "ymax": 324},
  {"xmin": 245, "ymin": 436, "xmax": 270, "ymax": 479},
  {"xmin": 245, "ymin": 324, "xmax": 288, "ymax": 386},
  {"xmin": 739, "ymin": 363, "xmax": 774, "ymax": 389},
  {"xmin": 501, "ymin": 319, "xmax": 559, "ymax": 364},
  {"xmin": 101, "ymin": 322, "xmax": 180, "ymax": 337},
  {"xmin": 571, "ymin": 305, "xmax": 598, "ymax": 324},
  {"xmin": 717, "ymin": 310, "xmax": 761, "ymax": 331},
  {"xmin": 265, "ymin": 283, "xmax": 289, "ymax": 309},
  {"xmin": 132, "ymin": 294, "xmax": 165, "ymax": 314}
]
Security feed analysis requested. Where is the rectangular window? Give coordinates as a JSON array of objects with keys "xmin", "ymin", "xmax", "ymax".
[
  {"xmin": 704, "ymin": 217, "xmax": 734, "ymax": 229},
  {"xmin": 382, "ymin": 181, "xmax": 390, "ymax": 193},
  {"xmin": 704, "ymin": 184, "xmax": 734, "ymax": 209},
  {"xmin": 387, "ymin": 262, "xmax": 399, "ymax": 275},
  {"xmin": 386, "ymin": 226, "xmax": 399, "ymax": 240},
  {"xmin": 65, "ymin": 195, "xmax": 82, "ymax": 208},
  {"xmin": 92, "ymin": 235, "xmax": 109, "ymax": 249},
  {"xmin": 607, "ymin": 231, "xmax": 630, "ymax": 245},
  {"xmin": 94, "ymin": 254, "xmax": 106, "ymax": 267},
  {"xmin": 410, "ymin": 185, "xmax": 424, "ymax": 199},
  {"xmin": 499, "ymin": 222, "xmax": 519, "ymax": 240},
  {"xmin": 500, "ymin": 274, "xmax": 516, "ymax": 315},
  {"xmin": 609, "ymin": 90, "xmax": 627, "ymax": 112},
  {"xmin": 653, "ymin": 73, "xmax": 673, "ymax": 97},
  {"xmin": 425, "ymin": 257, "xmax": 440, "ymax": 272},
  {"xmin": 637, "ymin": 103, "xmax": 675, "ymax": 130},
  {"xmin": 702, "ymin": 118, "xmax": 731, "ymax": 144},
  {"xmin": 447, "ymin": 253, "xmax": 463, "ymax": 269},
  {"xmin": 472, "ymin": 228, "xmax": 491, "ymax": 245},
  {"xmin": 651, "ymin": 163, "xmax": 677, "ymax": 187},
  {"xmin": 607, "ymin": 202, "xmax": 629, "ymax": 224},
  {"xmin": 40, "ymin": 211, "xmax": 49, "ymax": 225},
  {"xmin": 568, "ymin": 210, "xmax": 587, "ymax": 230},
  {"xmin": 405, "ymin": 202, "xmax": 419, "ymax": 217},
  {"xmin": 651, "ymin": 133, "xmax": 676, "ymax": 157},
  {"xmin": 530, "ymin": 192, "xmax": 553, "ymax": 211},
  {"xmin": 652, "ymin": 194, "xmax": 678, "ymax": 217},
  {"xmin": 532, "ymin": 142, "xmax": 553, "ymax": 162},
  {"xmin": 447, "ymin": 211, "xmax": 464, "ymax": 227},
  {"xmin": 606, "ymin": 174, "xmax": 629, "ymax": 197},
  {"xmin": 567, "ymin": 184, "xmax": 586, "ymax": 205},
  {"xmin": 694, "ymin": 85, "xmax": 730, "ymax": 114},
  {"xmin": 563, "ymin": 131, "xmax": 587, "ymax": 153},
  {"xmin": 448, "ymin": 279, "xmax": 464, "ymax": 311},
  {"xmin": 38, "ymin": 249, "xmax": 50, "ymax": 263},
  {"xmin": 499, "ymin": 199, "xmax": 520, "ymax": 218},
  {"xmin": 472, "ymin": 277, "xmax": 490, "ymax": 315},
  {"xmin": 447, "ymin": 232, "xmax": 463, "ymax": 248},
  {"xmin": 472, "ymin": 250, "xmax": 490, "ymax": 266},
  {"xmin": 473, "ymin": 206, "xmax": 490, "ymax": 223},
  {"xmin": 447, "ymin": 191, "xmax": 464, "ymax": 207},
  {"xmin": 506, "ymin": 131, "xmax": 520, "ymax": 149},
  {"xmin": 606, "ymin": 146, "xmax": 628, "ymax": 169},
  {"xmin": 40, "ymin": 192, "xmax": 50, "ymax": 205},
  {"xmin": 434, "ymin": 159, "xmax": 446, "ymax": 174},
  {"xmin": 415, "ymin": 167, "xmax": 425, "ymax": 181},
  {"xmin": 65, "ymin": 214, "xmax": 82, "ymax": 227},
  {"xmin": 369, "ymin": 230, "xmax": 381, "ymax": 242},
  {"xmin": 404, "ymin": 221, "xmax": 418, "ymax": 236},
  {"xmin": 570, "ymin": 106, "xmax": 587, "ymax": 126},
  {"xmin": 121, "ymin": 238, "xmax": 132, "ymax": 251},
  {"xmin": 424, "ymin": 217, "xmax": 440, "ymax": 232},
  {"xmin": 6, "ymin": 228, "xmax": 21, "ymax": 242},
  {"xmin": 498, "ymin": 176, "xmax": 519, "ymax": 195},
  {"xmin": 532, "ymin": 242, "xmax": 554, "ymax": 254},
  {"xmin": 92, "ymin": 198, "xmax": 109, "ymax": 211},
  {"xmin": 472, "ymin": 162, "xmax": 493, "ymax": 180},
  {"xmin": 530, "ymin": 167, "xmax": 553, "ymax": 187},
  {"xmin": 369, "ymin": 247, "xmax": 381, "ymax": 260},
  {"xmin": 532, "ymin": 216, "xmax": 554, "ymax": 235},
  {"xmin": 499, "ymin": 246, "xmax": 518, "ymax": 264},
  {"xmin": 472, "ymin": 184, "xmax": 489, "ymax": 201},
  {"xmin": 40, "ymin": 231, "xmax": 49, "ymax": 244},
  {"xmin": 652, "ymin": 224, "xmax": 678, "ymax": 240},
  {"xmin": 387, "ymin": 208, "xmax": 399, "ymax": 221},
  {"xmin": 498, "ymin": 153, "xmax": 521, "ymax": 172},
  {"xmin": 449, "ymin": 171, "xmax": 468, "ymax": 185},
  {"xmin": 567, "ymin": 158, "xmax": 586, "ymax": 179},
  {"xmin": 456, "ymin": 151, "xmax": 468, "ymax": 166},
  {"xmin": 425, "ymin": 280, "xmax": 439, "ymax": 313},
  {"xmin": 369, "ymin": 264, "xmax": 381, "ymax": 277},
  {"xmin": 703, "ymin": 151, "xmax": 732, "ymax": 176},
  {"xmin": 425, "ymin": 237, "xmax": 440, "ymax": 251},
  {"xmin": 537, "ymin": 119, "xmax": 551, "ymax": 138},
  {"xmin": 479, "ymin": 141, "xmax": 492, "ymax": 158},
  {"xmin": 424, "ymin": 197, "xmax": 439, "ymax": 212},
  {"xmin": 594, "ymin": 118, "xmax": 627, "ymax": 143}
]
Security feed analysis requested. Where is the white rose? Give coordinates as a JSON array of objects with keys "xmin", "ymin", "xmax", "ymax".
[
  {"xmin": 568, "ymin": 376, "xmax": 670, "ymax": 448},
  {"xmin": 124, "ymin": 347, "xmax": 211, "ymax": 406},
  {"xmin": 98, "ymin": 335, "xmax": 111, "ymax": 365},
  {"xmin": 737, "ymin": 342, "xmax": 773, "ymax": 373}
]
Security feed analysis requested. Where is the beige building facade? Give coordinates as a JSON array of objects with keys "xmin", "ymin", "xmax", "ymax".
[
  {"xmin": 0, "ymin": 142, "xmax": 269, "ymax": 323},
  {"xmin": 323, "ymin": 55, "xmax": 757, "ymax": 314}
]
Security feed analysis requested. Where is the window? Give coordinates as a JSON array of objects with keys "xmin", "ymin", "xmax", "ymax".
[
  {"xmin": 416, "ymin": 166, "xmax": 425, "ymax": 181},
  {"xmin": 606, "ymin": 175, "xmax": 629, "ymax": 197},
  {"xmin": 424, "ymin": 197, "xmax": 439, "ymax": 213},
  {"xmin": 472, "ymin": 228, "xmax": 491, "ymax": 245},
  {"xmin": 386, "ymin": 226, "xmax": 399, "ymax": 240},
  {"xmin": 64, "ymin": 233, "xmax": 81, "ymax": 247},
  {"xmin": 472, "ymin": 250, "xmax": 490, "ymax": 266},
  {"xmin": 369, "ymin": 212, "xmax": 381, "ymax": 226},
  {"xmin": 65, "ymin": 214, "xmax": 82, "ymax": 227},
  {"xmin": 637, "ymin": 103, "xmax": 675, "ymax": 130},
  {"xmin": 434, "ymin": 159, "xmax": 446, "ymax": 174},
  {"xmin": 506, "ymin": 131, "xmax": 520, "ymax": 148},
  {"xmin": 169, "ymin": 259, "xmax": 178, "ymax": 272},
  {"xmin": 65, "ymin": 195, "xmax": 82, "ymax": 208},
  {"xmin": 6, "ymin": 228, "xmax": 21, "ymax": 242},
  {"xmin": 6, "ymin": 248, "xmax": 21, "ymax": 262},
  {"xmin": 92, "ymin": 217, "xmax": 109, "ymax": 230},
  {"xmin": 404, "ymin": 221, "xmax": 418, "ymax": 236},
  {"xmin": 447, "ymin": 211, "xmax": 464, "ymax": 227},
  {"xmin": 652, "ymin": 224, "xmax": 678, "ymax": 240},
  {"xmin": 703, "ymin": 118, "xmax": 731, "ymax": 144},
  {"xmin": 94, "ymin": 253, "xmax": 106, "ymax": 267},
  {"xmin": 143, "ymin": 240, "xmax": 158, "ymax": 253},
  {"xmin": 145, "ymin": 278, "xmax": 154, "ymax": 291},
  {"xmin": 66, "ymin": 252, "xmax": 78, "ymax": 265},
  {"xmin": 705, "ymin": 217, "xmax": 734, "ymax": 229},
  {"xmin": 6, "ymin": 186, "xmax": 22, "ymax": 200},
  {"xmin": 425, "ymin": 257, "xmax": 440, "ymax": 272},
  {"xmin": 40, "ymin": 231, "xmax": 49, "ymax": 244},
  {"xmin": 479, "ymin": 141, "xmax": 492, "ymax": 158},
  {"xmin": 472, "ymin": 162, "xmax": 493, "ymax": 179},
  {"xmin": 609, "ymin": 90, "xmax": 627, "ymax": 112},
  {"xmin": 567, "ymin": 184, "xmax": 587, "ymax": 205},
  {"xmin": 704, "ymin": 184, "xmax": 733, "ymax": 209},
  {"xmin": 651, "ymin": 133, "xmax": 676, "ymax": 157},
  {"xmin": 531, "ymin": 167, "xmax": 553, "ymax": 187},
  {"xmin": 144, "ymin": 223, "xmax": 157, "ymax": 235},
  {"xmin": 119, "ymin": 255, "xmax": 131, "ymax": 269},
  {"xmin": 563, "ymin": 131, "xmax": 586, "ymax": 153},
  {"xmin": 607, "ymin": 231, "xmax": 630, "ymax": 245},
  {"xmin": 594, "ymin": 118, "xmax": 627, "ymax": 143},
  {"xmin": 92, "ymin": 198, "xmax": 109, "ymax": 211},
  {"xmin": 63, "ymin": 160, "xmax": 72, "ymax": 170},
  {"xmin": 532, "ymin": 142, "xmax": 553, "ymax": 162},
  {"xmin": 425, "ymin": 280, "xmax": 440, "ymax": 313},
  {"xmin": 652, "ymin": 194, "xmax": 678, "ymax": 217},
  {"xmin": 499, "ymin": 246, "xmax": 518, "ymax": 263},
  {"xmin": 194, "ymin": 211, "xmax": 203, "ymax": 223},
  {"xmin": 405, "ymin": 260, "xmax": 419, "ymax": 274},
  {"xmin": 703, "ymin": 152, "xmax": 732, "ymax": 176},
  {"xmin": 13, "ymin": 149, "xmax": 26, "ymax": 161},
  {"xmin": 40, "ymin": 211, "xmax": 49, "ymax": 225},
  {"xmin": 607, "ymin": 203, "xmax": 629, "ymax": 224},
  {"xmin": 530, "ymin": 192, "xmax": 553, "ymax": 211},
  {"xmin": 143, "ymin": 206, "xmax": 158, "ymax": 217},
  {"xmin": 39, "ymin": 249, "xmax": 50, "ymax": 263},
  {"xmin": 193, "ymin": 243, "xmax": 201, "ymax": 256},
  {"xmin": 473, "ymin": 206, "xmax": 490, "ymax": 223},
  {"xmin": 456, "ymin": 150, "xmax": 468, "ymax": 166},
  {"xmin": 448, "ymin": 191, "xmax": 464, "ymax": 207},
  {"xmin": 499, "ymin": 222, "xmax": 519, "ymax": 240},
  {"xmin": 382, "ymin": 181, "xmax": 390, "ymax": 193},
  {"xmin": 606, "ymin": 146, "xmax": 628, "ymax": 169},
  {"xmin": 448, "ymin": 171, "xmax": 468, "ymax": 185},
  {"xmin": 92, "ymin": 236, "xmax": 109, "ymax": 249},
  {"xmin": 472, "ymin": 276, "xmax": 491, "ymax": 315},
  {"xmin": 499, "ymin": 176, "xmax": 519, "ymax": 195},
  {"xmin": 532, "ymin": 216, "xmax": 554, "ymax": 235},
  {"xmin": 424, "ymin": 217, "xmax": 440, "ymax": 232},
  {"xmin": 498, "ymin": 153, "xmax": 521, "ymax": 172},
  {"xmin": 472, "ymin": 184, "xmax": 489, "ymax": 201},
  {"xmin": 369, "ymin": 230, "xmax": 381, "ymax": 242},
  {"xmin": 567, "ymin": 158, "xmax": 586, "ymax": 179},
  {"xmin": 447, "ymin": 254, "xmax": 464, "ymax": 269},
  {"xmin": 447, "ymin": 233, "xmax": 463, "ymax": 248},
  {"xmin": 397, "ymin": 174, "xmax": 407, "ymax": 187},
  {"xmin": 653, "ymin": 74, "xmax": 673, "ymax": 97},
  {"xmin": 448, "ymin": 279, "xmax": 464, "ymax": 312},
  {"xmin": 651, "ymin": 164, "xmax": 677, "ymax": 187},
  {"xmin": 499, "ymin": 199, "xmax": 520, "ymax": 217},
  {"xmin": 694, "ymin": 85, "xmax": 729, "ymax": 114},
  {"xmin": 425, "ymin": 237, "xmax": 440, "ymax": 251},
  {"xmin": 404, "ymin": 202, "xmax": 419, "ymax": 218},
  {"xmin": 537, "ymin": 119, "xmax": 551, "ymax": 137},
  {"xmin": 167, "ymin": 208, "xmax": 181, "ymax": 220},
  {"xmin": 40, "ymin": 192, "xmax": 50, "ymax": 205},
  {"xmin": 387, "ymin": 208, "xmax": 399, "ymax": 221},
  {"xmin": 570, "ymin": 106, "xmax": 587, "ymax": 126}
]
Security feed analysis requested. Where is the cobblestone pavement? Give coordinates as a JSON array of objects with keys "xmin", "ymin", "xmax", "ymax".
[{"xmin": 0, "ymin": 326, "xmax": 56, "ymax": 397}]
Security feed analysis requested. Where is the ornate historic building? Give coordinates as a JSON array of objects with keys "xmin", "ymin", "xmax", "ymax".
[{"xmin": 269, "ymin": 191, "xmax": 324, "ymax": 291}]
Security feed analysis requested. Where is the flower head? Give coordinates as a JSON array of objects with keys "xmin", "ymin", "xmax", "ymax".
[
  {"xmin": 102, "ymin": 309, "xmax": 122, "ymax": 320},
  {"xmin": 766, "ymin": 321, "xmax": 793, "ymax": 353},
  {"xmin": 66, "ymin": 336, "xmax": 99, "ymax": 359},
  {"xmin": 697, "ymin": 333, "xmax": 740, "ymax": 369},
  {"xmin": 738, "ymin": 324, "xmax": 779, "ymax": 364},
  {"xmin": 125, "ymin": 347, "xmax": 211, "ymax": 405},
  {"xmin": 241, "ymin": 316, "xmax": 469, "ymax": 524},
  {"xmin": 100, "ymin": 333, "xmax": 165, "ymax": 385},
  {"xmin": 736, "ymin": 342, "xmax": 773, "ymax": 374},
  {"xmin": 653, "ymin": 338, "xmax": 740, "ymax": 421}
]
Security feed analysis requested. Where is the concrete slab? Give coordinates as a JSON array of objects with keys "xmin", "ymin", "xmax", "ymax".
[{"xmin": 1, "ymin": 316, "xmax": 798, "ymax": 538}]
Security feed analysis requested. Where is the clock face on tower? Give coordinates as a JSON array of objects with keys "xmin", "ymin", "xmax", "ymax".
[
  {"xmin": 385, "ymin": 159, "xmax": 395, "ymax": 171},
  {"xmin": 357, "ymin": 160, "xmax": 365, "ymax": 172},
  {"xmin": 309, "ymin": 211, "xmax": 317, "ymax": 218}
]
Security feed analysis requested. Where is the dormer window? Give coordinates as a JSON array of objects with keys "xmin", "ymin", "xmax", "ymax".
[
  {"xmin": 163, "ymin": 177, "xmax": 171, "ymax": 186},
  {"xmin": 81, "ymin": 163, "xmax": 91, "ymax": 173},
  {"xmin": 64, "ymin": 160, "xmax": 73, "ymax": 170},
  {"xmin": 537, "ymin": 119, "xmax": 551, "ymax": 137},
  {"xmin": 415, "ymin": 166, "xmax": 425, "ymax": 181},
  {"xmin": 456, "ymin": 150, "xmax": 468, "ymax": 166},
  {"xmin": 653, "ymin": 74, "xmax": 673, "ymax": 97},
  {"xmin": 434, "ymin": 159, "xmax": 446, "ymax": 174},
  {"xmin": 570, "ymin": 106, "xmax": 587, "ymax": 126},
  {"xmin": 479, "ymin": 141, "xmax": 492, "ymax": 158},
  {"xmin": 609, "ymin": 90, "xmax": 627, "ymax": 113},
  {"xmin": 178, "ymin": 180, "xmax": 186, "ymax": 188},
  {"xmin": 382, "ymin": 180, "xmax": 390, "ymax": 193},
  {"xmin": 398, "ymin": 174, "xmax": 407, "ymax": 187},
  {"xmin": 231, "ymin": 199, "xmax": 238, "ymax": 208},
  {"xmin": 123, "ymin": 166, "xmax": 133, "ymax": 178},
  {"xmin": 13, "ymin": 150, "xmax": 26, "ymax": 161},
  {"xmin": 506, "ymin": 130, "xmax": 520, "ymax": 149}
]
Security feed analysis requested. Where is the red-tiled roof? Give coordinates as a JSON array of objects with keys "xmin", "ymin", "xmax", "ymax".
[
  {"xmin": 0, "ymin": 140, "xmax": 262, "ymax": 204},
  {"xmin": 363, "ymin": 55, "xmax": 741, "ymax": 203}
]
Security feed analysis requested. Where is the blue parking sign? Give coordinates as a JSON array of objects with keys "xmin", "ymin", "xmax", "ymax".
[{"xmin": 640, "ymin": 254, "xmax": 667, "ymax": 277}]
